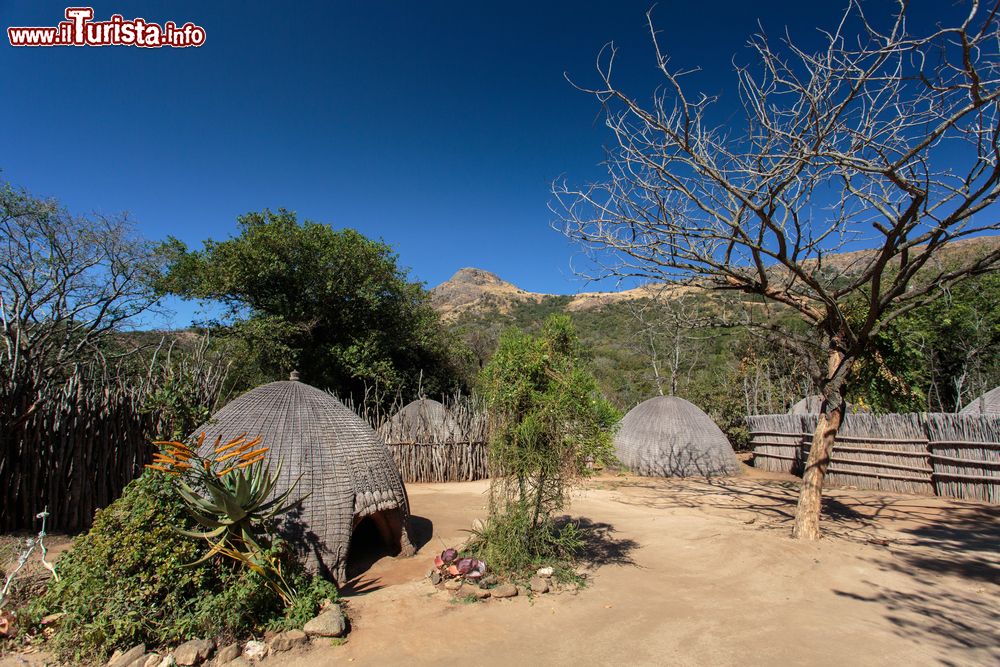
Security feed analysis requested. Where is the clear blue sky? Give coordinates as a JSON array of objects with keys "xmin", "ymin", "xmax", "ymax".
[{"xmin": 1, "ymin": 1, "xmax": 956, "ymax": 326}]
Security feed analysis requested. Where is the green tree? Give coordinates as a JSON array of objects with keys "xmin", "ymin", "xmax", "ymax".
[
  {"xmin": 472, "ymin": 316, "xmax": 618, "ymax": 575},
  {"xmin": 159, "ymin": 209, "xmax": 467, "ymax": 403}
]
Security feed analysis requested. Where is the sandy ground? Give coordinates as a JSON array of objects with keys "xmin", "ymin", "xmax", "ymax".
[
  {"xmin": 279, "ymin": 469, "xmax": 999, "ymax": 667},
  {"xmin": 4, "ymin": 469, "xmax": 998, "ymax": 666}
]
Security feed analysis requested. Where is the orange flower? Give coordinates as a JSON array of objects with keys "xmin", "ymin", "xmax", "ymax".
[{"xmin": 238, "ymin": 447, "xmax": 269, "ymax": 462}]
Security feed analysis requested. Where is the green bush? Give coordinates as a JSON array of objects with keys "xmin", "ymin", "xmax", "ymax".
[{"xmin": 25, "ymin": 472, "xmax": 334, "ymax": 664}]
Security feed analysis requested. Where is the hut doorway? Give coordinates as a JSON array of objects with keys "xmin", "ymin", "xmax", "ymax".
[{"xmin": 346, "ymin": 509, "xmax": 405, "ymax": 577}]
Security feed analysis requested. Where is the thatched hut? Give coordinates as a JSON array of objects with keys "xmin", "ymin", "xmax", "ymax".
[
  {"xmin": 614, "ymin": 396, "xmax": 739, "ymax": 477},
  {"xmin": 379, "ymin": 398, "xmax": 466, "ymax": 443},
  {"xmin": 789, "ymin": 395, "xmax": 864, "ymax": 414},
  {"xmin": 192, "ymin": 374, "xmax": 414, "ymax": 583},
  {"xmin": 960, "ymin": 386, "xmax": 1000, "ymax": 414}
]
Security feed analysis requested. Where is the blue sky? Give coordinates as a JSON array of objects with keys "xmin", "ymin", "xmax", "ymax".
[{"xmin": 0, "ymin": 1, "xmax": 957, "ymax": 326}]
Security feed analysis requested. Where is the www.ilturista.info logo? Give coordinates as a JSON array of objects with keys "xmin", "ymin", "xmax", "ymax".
[{"xmin": 8, "ymin": 7, "xmax": 206, "ymax": 48}]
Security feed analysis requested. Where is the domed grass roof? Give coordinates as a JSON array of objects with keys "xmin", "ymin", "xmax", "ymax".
[
  {"xmin": 789, "ymin": 395, "xmax": 865, "ymax": 415},
  {"xmin": 192, "ymin": 376, "xmax": 413, "ymax": 583},
  {"xmin": 961, "ymin": 386, "xmax": 1000, "ymax": 414},
  {"xmin": 614, "ymin": 396, "xmax": 738, "ymax": 477},
  {"xmin": 379, "ymin": 398, "xmax": 466, "ymax": 443}
]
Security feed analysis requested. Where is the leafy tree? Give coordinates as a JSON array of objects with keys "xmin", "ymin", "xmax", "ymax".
[
  {"xmin": 159, "ymin": 209, "xmax": 468, "ymax": 403},
  {"xmin": 471, "ymin": 316, "xmax": 618, "ymax": 575}
]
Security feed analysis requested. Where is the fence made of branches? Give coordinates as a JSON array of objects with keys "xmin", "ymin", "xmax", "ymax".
[
  {"xmin": 748, "ymin": 413, "xmax": 1000, "ymax": 503},
  {"xmin": 0, "ymin": 340, "xmax": 231, "ymax": 533},
  {"xmin": 343, "ymin": 393, "xmax": 490, "ymax": 483}
]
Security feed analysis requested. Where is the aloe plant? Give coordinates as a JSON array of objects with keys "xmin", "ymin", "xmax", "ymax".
[{"xmin": 147, "ymin": 434, "xmax": 306, "ymax": 604}]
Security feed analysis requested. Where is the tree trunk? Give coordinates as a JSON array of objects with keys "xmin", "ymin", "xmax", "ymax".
[{"xmin": 792, "ymin": 348, "xmax": 851, "ymax": 540}]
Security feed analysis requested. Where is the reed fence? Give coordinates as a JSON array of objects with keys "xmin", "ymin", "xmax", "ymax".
[
  {"xmin": 343, "ymin": 392, "xmax": 492, "ymax": 483},
  {"xmin": 748, "ymin": 412, "xmax": 1000, "ymax": 502},
  {"xmin": 1, "ymin": 377, "xmax": 156, "ymax": 533}
]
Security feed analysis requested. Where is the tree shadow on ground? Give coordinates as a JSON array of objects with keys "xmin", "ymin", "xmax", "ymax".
[
  {"xmin": 832, "ymin": 580, "xmax": 999, "ymax": 664},
  {"xmin": 594, "ymin": 475, "xmax": 1000, "ymax": 663},
  {"xmin": 554, "ymin": 515, "xmax": 640, "ymax": 568}
]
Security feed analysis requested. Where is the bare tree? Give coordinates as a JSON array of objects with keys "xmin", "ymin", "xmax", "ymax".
[
  {"xmin": 0, "ymin": 182, "xmax": 162, "ymax": 418},
  {"xmin": 553, "ymin": 1, "xmax": 1000, "ymax": 538}
]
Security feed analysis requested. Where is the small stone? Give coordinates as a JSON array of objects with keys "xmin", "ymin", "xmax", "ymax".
[
  {"xmin": 529, "ymin": 577, "xmax": 549, "ymax": 594},
  {"xmin": 242, "ymin": 641, "xmax": 268, "ymax": 662},
  {"xmin": 156, "ymin": 657, "xmax": 176, "ymax": 667},
  {"xmin": 536, "ymin": 566, "xmax": 554, "ymax": 578},
  {"xmin": 460, "ymin": 585, "xmax": 490, "ymax": 599},
  {"xmin": 109, "ymin": 644, "xmax": 146, "ymax": 667},
  {"xmin": 516, "ymin": 585, "xmax": 529, "ymax": 597},
  {"xmin": 303, "ymin": 606, "xmax": 347, "ymax": 638},
  {"xmin": 40, "ymin": 613, "xmax": 63, "ymax": 625},
  {"xmin": 443, "ymin": 579, "xmax": 462, "ymax": 591},
  {"xmin": 269, "ymin": 630, "xmax": 308, "ymax": 652},
  {"xmin": 172, "ymin": 638, "xmax": 214, "ymax": 666},
  {"xmin": 492, "ymin": 583, "xmax": 518, "ymax": 598},
  {"xmin": 430, "ymin": 570, "xmax": 442, "ymax": 585},
  {"xmin": 126, "ymin": 654, "xmax": 157, "ymax": 667},
  {"xmin": 216, "ymin": 644, "xmax": 241, "ymax": 665}
]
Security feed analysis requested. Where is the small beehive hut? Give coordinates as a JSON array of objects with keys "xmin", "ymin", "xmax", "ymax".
[
  {"xmin": 789, "ymin": 395, "xmax": 864, "ymax": 414},
  {"xmin": 960, "ymin": 386, "xmax": 1000, "ymax": 414},
  {"xmin": 192, "ymin": 373, "xmax": 414, "ymax": 584},
  {"xmin": 614, "ymin": 396, "xmax": 739, "ymax": 477},
  {"xmin": 379, "ymin": 398, "xmax": 466, "ymax": 443},
  {"xmin": 378, "ymin": 397, "xmax": 489, "ymax": 482}
]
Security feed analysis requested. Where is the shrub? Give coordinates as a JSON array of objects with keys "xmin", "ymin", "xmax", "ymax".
[
  {"xmin": 471, "ymin": 316, "xmax": 618, "ymax": 577},
  {"xmin": 24, "ymin": 472, "xmax": 333, "ymax": 664}
]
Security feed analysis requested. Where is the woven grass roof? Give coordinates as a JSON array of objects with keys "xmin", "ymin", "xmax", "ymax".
[
  {"xmin": 961, "ymin": 386, "xmax": 1000, "ymax": 414},
  {"xmin": 379, "ymin": 398, "xmax": 466, "ymax": 443},
  {"xmin": 192, "ymin": 377, "xmax": 413, "ymax": 583},
  {"xmin": 614, "ymin": 396, "xmax": 738, "ymax": 477},
  {"xmin": 789, "ymin": 395, "xmax": 865, "ymax": 415}
]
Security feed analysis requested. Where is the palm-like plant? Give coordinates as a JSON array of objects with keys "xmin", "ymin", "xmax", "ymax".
[{"xmin": 146, "ymin": 434, "xmax": 305, "ymax": 604}]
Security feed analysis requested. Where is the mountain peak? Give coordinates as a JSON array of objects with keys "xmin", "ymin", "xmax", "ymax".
[{"xmin": 430, "ymin": 267, "xmax": 541, "ymax": 319}]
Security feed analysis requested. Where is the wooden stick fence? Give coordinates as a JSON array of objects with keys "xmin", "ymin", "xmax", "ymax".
[
  {"xmin": 385, "ymin": 441, "xmax": 489, "ymax": 483},
  {"xmin": 748, "ymin": 412, "xmax": 1000, "ymax": 503},
  {"xmin": 341, "ymin": 392, "xmax": 492, "ymax": 483}
]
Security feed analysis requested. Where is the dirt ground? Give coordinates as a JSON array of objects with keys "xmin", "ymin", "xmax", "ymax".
[
  {"xmin": 282, "ymin": 468, "xmax": 1000, "ymax": 667},
  {"xmin": 3, "ymin": 468, "xmax": 998, "ymax": 666}
]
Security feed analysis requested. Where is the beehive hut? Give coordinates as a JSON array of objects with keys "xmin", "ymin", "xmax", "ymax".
[
  {"xmin": 789, "ymin": 395, "xmax": 864, "ymax": 414},
  {"xmin": 377, "ymin": 398, "xmax": 488, "ymax": 482},
  {"xmin": 960, "ymin": 386, "xmax": 1000, "ymax": 414},
  {"xmin": 614, "ymin": 396, "xmax": 739, "ymax": 477},
  {"xmin": 192, "ymin": 373, "xmax": 414, "ymax": 584},
  {"xmin": 379, "ymin": 398, "xmax": 466, "ymax": 443}
]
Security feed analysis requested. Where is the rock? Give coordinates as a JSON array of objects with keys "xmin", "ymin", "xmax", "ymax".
[
  {"xmin": 221, "ymin": 659, "xmax": 250, "ymax": 667},
  {"xmin": 443, "ymin": 579, "xmax": 462, "ymax": 591},
  {"xmin": 319, "ymin": 598, "xmax": 337, "ymax": 612},
  {"xmin": 492, "ymin": 583, "xmax": 518, "ymax": 598},
  {"xmin": 303, "ymin": 606, "xmax": 347, "ymax": 638},
  {"xmin": 460, "ymin": 585, "xmax": 490, "ymax": 600},
  {"xmin": 536, "ymin": 566, "xmax": 554, "ymax": 578},
  {"xmin": 172, "ymin": 638, "xmax": 214, "ymax": 666},
  {"xmin": 109, "ymin": 644, "xmax": 146, "ymax": 667},
  {"xmin": 516, "ymin": 585, "xmax": 529, "ymax": 597},
  {"xmin": 269, "ymin": 630, "xmax": 308, "ymax": 652},
  {"xmin": 529, "ymin": 577, "xmax": 550, "ymax": 594},
  {"xmin": 242, "ymin": 641, "xmax": 268, "ymax": 662},
  {"xmin": 216, "ymin": 644, "xmax": 241, "ymax": 665},
  {"xmin": 156, "ymin": 656, "xmax": 176, "ymax": 667},
  {"xmin": 125, "ymin": 654, "xmax": 158, "ymax": 667},
  {"xmin": 430, "ymin": 570, "xmax": 442, "ymax": 585}
]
